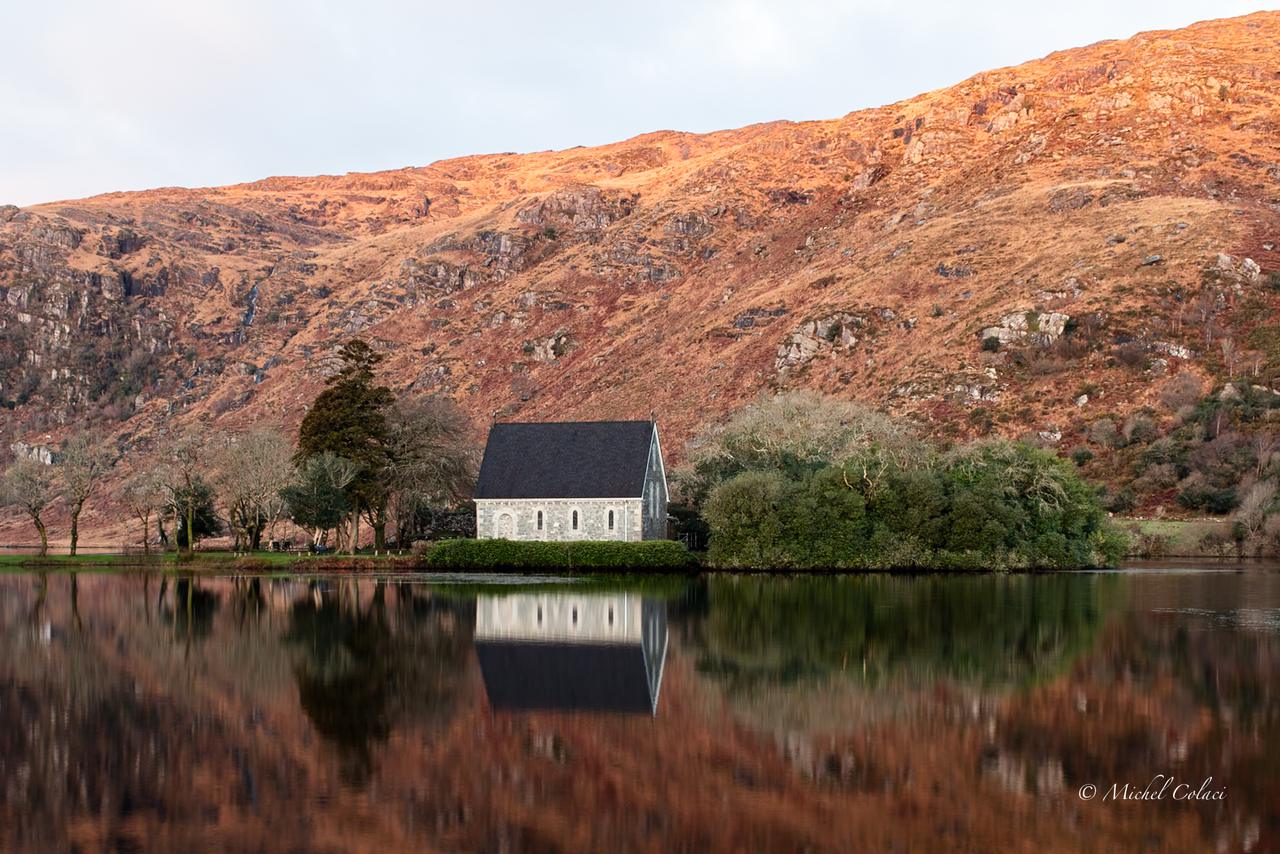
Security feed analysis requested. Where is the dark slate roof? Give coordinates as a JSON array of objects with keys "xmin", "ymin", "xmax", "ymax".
[
  {"xmin": 474, "ymin": 420, "xmax": 656, "ymax": 499},
  {"xmin": 475, "ymin": 641, "xmax": 658, "ymax": 714}
]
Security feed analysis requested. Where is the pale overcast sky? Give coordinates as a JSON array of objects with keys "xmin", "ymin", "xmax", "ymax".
[{"xmin": 0, "ymin": 1, "xmax": 1271, "ymax": 205}]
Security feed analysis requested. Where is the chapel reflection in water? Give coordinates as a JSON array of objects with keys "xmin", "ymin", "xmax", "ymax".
[{"xmin": 475, "ymin": 592, "xmax": 668, "ymax": 714}]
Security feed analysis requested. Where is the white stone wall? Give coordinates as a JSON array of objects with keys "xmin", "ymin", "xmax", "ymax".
[
  {"xmin": 476, "ymin": 498, "xmax": 645, "ymax": 541},
  {"xmin": 641, "ymin": 430, "xmax": 669, "ymax": 539},
  {"xmin": 475, "ymin": 593, "xmax": 644, "ymax": 642}
]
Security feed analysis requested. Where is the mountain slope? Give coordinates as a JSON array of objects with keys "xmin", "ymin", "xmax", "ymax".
[{"xmin": 2, "ymin": 12, "xmax": 1280, "ymax": 539}]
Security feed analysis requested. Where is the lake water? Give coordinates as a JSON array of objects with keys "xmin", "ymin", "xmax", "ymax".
[{"xmin": 1, "ymin": 568, "xmax": 1277, "ymax": 852}]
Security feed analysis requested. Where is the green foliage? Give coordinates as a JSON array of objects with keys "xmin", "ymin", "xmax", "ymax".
[
  {"xmin": 1070, "ymin": 446, "xmax": 1094, "ymax": 466},
  {"xmin": 703, "ymin": 471, "xmax": 792, "ymax": 567},
  {"xmin": 704, "ymin": 439, "xmax": 1126, "ymax": 570},
  {"xmin": 1177, "ymin": 482, "xmax": 1238, "ymax": 514},
  {"xmin": 426, "ymin": 538, "xmax": 698, "ymax": 569},
  {"xmin": 169, "ymin": 479, "xmax": 220, "ymax": 548},
  {"xmin": 695, "ymin": 574, "xmax": 1121, "ymax": 692},
  {"xmin": 296, "ymin": 340, "xmax": 396, "ymax": 512},
  {"xmin": 282, "ymin": 453, "xmax": 354, "ymax": 535}
]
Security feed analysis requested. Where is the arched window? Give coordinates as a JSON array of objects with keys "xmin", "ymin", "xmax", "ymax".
[
  {"xmin": 608, "ymin": 509, "xmax": 615, "ymax": 530},
  {"xmin": 536, "ymin": 510, "xmax": 544, "ymax": 530},
  {"xmin": 571, "ymin": 510, "xmax": 579, "ymax": 530}
]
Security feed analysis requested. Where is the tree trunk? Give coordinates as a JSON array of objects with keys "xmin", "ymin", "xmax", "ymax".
[
  {"xmin": 350, "ymin": 505, "xmax": 361, "ymax": 555},
  {"xmin": 142, "ymin": 513, "xmax": 151, "ymax": 555},
  {"xmin": 69, "ymin": 502, "xmax": 83, "ymax": 556},
  {"xmin": 186, "ymin": 503, "xmax": 195, "ymax": 554},
  {"xmin": 373, "ymin": 522, "xmax": 386, "ymax": 551},
  {"xmin": 32, "ymin": 514, "xmax": 48, "ymax": 557}
]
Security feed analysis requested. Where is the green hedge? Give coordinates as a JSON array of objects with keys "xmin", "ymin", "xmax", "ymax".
[{"xmin": 425, "ymin": 538, "xmax": 698, "ymax": 570}]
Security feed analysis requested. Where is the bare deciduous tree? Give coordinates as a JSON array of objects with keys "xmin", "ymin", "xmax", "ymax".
[
  {"xmin": 2, "ymin": 458, "xmax": 55, "ymax": 556},
  {"xmin": 674, "ymin": 390, "xmax": 926, "ymax": 505},
  {"xmin": 159, "ymin": 432, "xmax": 205, "ymax": 554},
  {"xmin": 1254, "ymin": 432, "xmax": 1279, "ymax": 479},
  {"xmin": 210, "ymin": 429, "xmax": 295, "ymax": 552},
  {"xmin": 1221, "ymin": 337, "xmax": 1238, "ymax": 380},
  {"xmin": 1232, "ymin": 480, "xmax": 1277, "ymax": 555},
  {"xmin": 382, "ymin": 396, "xmax": 478, "ymax": 548},
  {"xmin": 59, "ymin": 430, "xmax": 115, "ymax": 556},
  {"xmin": 123, "ymin": 469, "xmax": 167, "ymax": 555}
]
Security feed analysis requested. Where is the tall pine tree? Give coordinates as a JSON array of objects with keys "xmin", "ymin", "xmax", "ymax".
[{"xmin": 296, "ymin": 340, "xmax": 396, "ymax": 552}]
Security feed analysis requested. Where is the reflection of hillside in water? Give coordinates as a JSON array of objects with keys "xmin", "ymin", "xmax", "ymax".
[
  {"xmin": 0, "ymin": 571, "xmax": 1277, "ymax": 853},
  {"xmin": 475, "ymin": 593, "xmax": 668, "ymax": 714}
]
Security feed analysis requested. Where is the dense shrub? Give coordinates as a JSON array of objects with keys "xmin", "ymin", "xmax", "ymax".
[
  {"xmin": 1177, "ymin": 479, "xmax": 1238, "ymax": 514},
  {"xmin": 1088, "ymin": 418, "xmax": 1124, "ymax": 449},
  {"xmin": 1102, "ymin": 486, "xmax": 1136, "ymax": 514},
  {"xmin": 1132, "ymin": 462, "xmax": 1178, "ymax": 493},
  {"xmin": 1157, "ymin": 373, "xmax": 1204, "ymax": 413},
  {"xmin": 704, "ymin": 440, "xmax": 1127, "ymax": 570},
  {"xmin": 1122, "ymin": 414, "xmax": 1158, "ymax": 445},
  {"xmin": 425, "ymin": 538, "xmax": 697, "ymax": 569},
  {"xmin": 672, "ymin": 391, "xmax": 924, "ymax": 506}
]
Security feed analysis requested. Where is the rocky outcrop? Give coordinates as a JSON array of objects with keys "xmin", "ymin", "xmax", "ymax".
[
  {"xmin": 9, "ymin": 441, "xmax": 55, "ymax": 465},
  {"xmin": 980, "ymin": 311, "xmax": 1070, "ymax": 347},
  {"xmin": 523, "ymin": 331, "xmax": 572, "ymax": 362},
  {"xmin": 516, "ymin": 186, "xmax": 638, "ymax": 235},
  {"xmin": 776, "ymin": 313, "xmax": 864, "ymax": 371},
  {"xmin": 1212, "ymin": 253, "xmax": 1263, "ymax": 285}
]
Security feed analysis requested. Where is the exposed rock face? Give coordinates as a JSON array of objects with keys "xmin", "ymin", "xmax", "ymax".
[
  {"xmin": 980, "ymin": 311, "xmax": 1070, "ymax": 347},
  {"xmin": 9, "ymin": 441, "xmax": 54, "ymax": 465},
  {"xmin": 524, "ymin": 331, "xmax": 572, "ymax": 363},
  {"xmin": 4, "ymin": 12, "xmax": 1280, "ymax": 542},
  {"xmin": 516, "ymin": 187, "xmax": 637, "ymax": 236},
  {"xmin": 776, "ymin": 313, "xmax": 863, "ymax": 371}
]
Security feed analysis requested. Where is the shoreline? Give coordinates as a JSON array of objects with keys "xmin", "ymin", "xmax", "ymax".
[{"xmin": 1, "ymin": 551, "xmax": 1271, "ymax": 576}]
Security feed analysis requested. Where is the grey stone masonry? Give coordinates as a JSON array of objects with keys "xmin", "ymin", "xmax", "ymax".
[{"xmin": 475, "ymin": 424, "xmax": 669, "ymax": 541}]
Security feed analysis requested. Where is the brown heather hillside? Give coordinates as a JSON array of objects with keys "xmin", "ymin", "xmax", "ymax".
[{"xmin": 2, "ymin": 12, "xmax": 1280, "ymax": 542}]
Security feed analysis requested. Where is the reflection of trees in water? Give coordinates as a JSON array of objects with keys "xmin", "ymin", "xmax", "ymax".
[
  {"xmin": 283, "ymin": 582, "xmax": 472, "ymax": 786},
  {"xmin": 0, "ymin": 575, "xmax": 231, "ymax": 851},
  {"xmin": 156, "ymin": 576, "xmax": 222, "ymax": 642},
  {"xmin": 694, "ymin": 574, "xmax": 1124, "ymax": 693}
]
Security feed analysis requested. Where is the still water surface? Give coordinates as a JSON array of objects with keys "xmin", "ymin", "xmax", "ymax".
[{"xmin": 0, "ymin": 569, "xmax": 1277, "ymax": 852}]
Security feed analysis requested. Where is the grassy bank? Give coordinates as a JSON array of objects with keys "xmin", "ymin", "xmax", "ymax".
[
  {"xmin": 1119, "ymin": 518, "xmax": 1235, "ymax": 558},
  {"xmin": 0, "ymin": 550, "xmax": 423, "ymax": 573}
]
